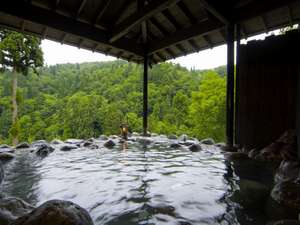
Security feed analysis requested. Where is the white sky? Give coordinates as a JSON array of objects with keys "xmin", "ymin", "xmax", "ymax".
[{"xmin": 41, "ymin": 29, "xmax": 284, "ymax": 70}]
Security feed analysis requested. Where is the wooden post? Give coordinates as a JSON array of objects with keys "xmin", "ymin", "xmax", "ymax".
[
  {"xmin": 297, "ymin": 66, "xmax": 300, "ymax": 159},
  {"xmin": 143, "ymin": 50, "xmax": 148, "ymax": 136},
  {"xmin": 235, "ymin": 24, "xmax": 241, "ymax": 145},
  {"xmin": 226, "ymin": 23, "xmax": 235, "ymax": 146}
]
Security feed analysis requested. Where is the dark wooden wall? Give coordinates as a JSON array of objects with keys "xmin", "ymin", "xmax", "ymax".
[{"xmin": 235, "ymin": 30, "xmax": 300, "ymax": 149}]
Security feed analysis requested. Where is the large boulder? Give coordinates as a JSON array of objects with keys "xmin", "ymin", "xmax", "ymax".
[
  {"xmin": 251, "ymin": 130, "xmax": 297, "ymax": 162},
  {"xmin": 200, "ymin": 138, "xmax": 215, "ymax": 145},
  {"xmin": 104, "ymin": 140, "xmax": 116, "ymax": 148},
  {"xmin": 0, "ymin": 197, "xmax": 34, "ymax": 225},
  {"xmin": 0, "ymin": 145, "xmax": 10, "ymax": 149},
  {"xmin": 60, "ymin": 145, "xmax": 77, "ymax": 151},
  {"xmin": 11, "ymin": 200, "xmax": 94, "ymax": 225},
  {"xmin": 36, "ymin": 144, "xmax": 55, "ymax": 157},
  {"xmin": 275, "ymin": 160, "xmax": 300, "ymax": 183},
  {"xmin": 0, "ymin": 153, "xmax": 15, "ymax": 161},
  {"xmin": 230, "ymin": 179, "xmax": 270, "ymax": 208},
  {"xmin": 271, "ymin": 181, "xmax": 300, "ymax": 212},
  {"xmin": 15, "ymin": 142, "xmax": 30, "ymax": 149}
]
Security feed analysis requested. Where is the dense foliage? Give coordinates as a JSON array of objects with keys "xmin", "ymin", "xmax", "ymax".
[{"xmin": 0, "ymin": 61, "xmax": 226, "ymax": 143}]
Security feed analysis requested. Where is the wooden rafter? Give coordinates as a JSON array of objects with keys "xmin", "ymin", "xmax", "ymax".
[
  {"xmin": 188, "ymin": 39, "xmax": 200, "ymax": 51},
  {"xmin": 198, "ymin": 0, "xmax": 230, "ymax": 24},
  {"xmin": 93, "ymin": 0, "xmax": 112, "ymax": 26},
  {"xmin": 109, "ymin": 0, "xmax": 180, "ymax": 43},
  {"xmin": 60, "ymin": 33, "xmax": 68, "ymax": 44},
  {"xmin": 75, "ymin": 0, "xmax": 87, "ymax": 19},
  {"xmin": 42, "ymin": 26, "xmax": 48, "ymax": 39},
  {"xmin": 177, "ymin": 1, "xmax": 197, "ymax": 24},
  {"xmin": 203, "ymin": 35, "xmax": 212, "ymax": 48}
]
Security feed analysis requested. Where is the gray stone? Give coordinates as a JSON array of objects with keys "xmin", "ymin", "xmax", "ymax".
[
  {"xmin": 167, "ymin": 134, "xmax": 178, "ymax": 140},
  {"xmin": 0, "ymin": 153, "xmax": 15, "ymax": 161},
  {"xmin": 11, "ymin": 200, "xmax": 94, "ymax": 225},
  {"xmin": 65, "ymin": 139, "xmax": 83, "ymax": 145},
  {"xmin": 178, "ymin": 134, "xmax": 188, "ymax": 142},
  {"xmin": 60, "ymin": 145, "xmax": 77, "ymax": 151},
  {"xmin": 271, "ymin": 181, "xmax": 300, "ymax": 211},
  {"xmin": 200, "ymin": 138, "xmax": 215, "ymax": 145},
  {"xmin": 0, "ymin": 147, "xmax": 14, "ymax": 154},
  {"xmin": 50, "ymin": 139, "xmax": 63, "ymax": 145},
  {"xmin": 189, "ymin": 144, "xmax": 202, "ymax": 152},
  {"xmin": 99, "ymin": 135, "xmax": 108, "ymax": 140},
  {"xmin": 275, "ymin": 160, "xmax": 300, "ymax": 183},
  {"xmin": 215, "ymin": 142, "xmax": 226, "ymax": 147},
  {"xmin": 104, "ymin": 140, "xmax": 116, "ymax": 148},
  {"xmin": 83, "ymin": 141, "xmax": 93, "ymax": 147},
  {"xmin": 0, "ymin": 145, "xmax": 10, "ymax": 149},
  {"xmin": 136, "ymin": 137, "xmax": 152, "ymax": 145},
  {"xmin": 16, "ymin": 142, "xmax": 30, "ymax": 149},
  {"xmin": 0, "ymin": 197, "xmax": 34, "ymax": 225},
  {"xmin": 31, "ymin": 140, "xmax": 47, "ymax": 148},
  {"xmin": 169, "ymin": 143, "xmax": 181, "ymax": 149},
  {"xmin": 36, "ymin": 144, "xmax": 55, "ymax": 157}
]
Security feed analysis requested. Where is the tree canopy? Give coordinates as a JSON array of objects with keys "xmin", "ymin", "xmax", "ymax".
[{"xmin": 0, "ymin": 60, "xmax": 226, "ymax": 143}]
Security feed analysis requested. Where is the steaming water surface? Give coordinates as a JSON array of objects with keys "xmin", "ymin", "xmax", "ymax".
[{"xmin": 0, "ymin": 138, "xmax": 275, "ymax": 225}]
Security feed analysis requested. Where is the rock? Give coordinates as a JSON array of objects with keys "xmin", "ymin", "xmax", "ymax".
[
  {"xmin": 132, "ymin": 132, "xmax": 139, "ymax": 136},
  {"xmin": 88, "ymin": 145, "xmax": 99, "ymax": 150},
  {"xmin": 104, "ymin": 140, "xmax": 116, "ymax": 148},
  {"xmin": 151, "ymin": 133, "xmax": 158, "ymax": 137},
  {"xmin": 178, "ymin": 134, "xmax": 188, "ymax": 142},
  {"xmin": 83, "ymin": 141, "xmax": 93, "ymax": 147},
  {"xmin": 87, "ymin": 138, "xmax": 95, "ymax": 142},
  {"xmin": 31, "ymin": 140, "xmax": 47, "ymax": 148},
  {"xmin": 269, "ymin": 220, "xmax": 300, "ymax": 225},
  {"xmin": 230, "ymin": 179, "xmax": 270, "ymax": 208},
  {"xmin": 0, "ymin": 162, "xmax": 3, "ymax": 185},
  {"xmin": 109, "ymin": 135, "xmax": 119, "ymax": 139},
  {"xmin": 15, "ymin": 142, "xmax": 30, "ymax": 149},
  {"xmin": 36, "ymin": 144, "xmax": 55, "ymax": 157},
  {"xmin": 0, "ymin": 197, "xmax": 34, "ymax": 225},
  {"xmin": 136, "ymin": 137, "xmax": 152, "ymax": 145},
  {"xmin": 200, "ymin": 138, "xmax": 215, "ymax": 145},
  {"xmin": 65, "ymin": 139, "xmax": 83, "ymax": 145},
  {"xmin": 11, "ymin": 200, "xmax": 94, "ymax": 225},
  {"xmin": 271, "ymin": 181, "xmax": 300, "ymax": 211},
  {"xmin": 50, "ymin": 139, "xmax": 63, "ymax": 145},
  {"xmin": 168, "ymin": 134, "xmax": 178, "ymax": 140},
  {"xmin": 215, "ymin": 142, "xmax": 226, "ymax": 147},
  {"xmin": 0, "ymin": 147, "xmax": 14, "ymax": 154},
  {"xmin": 189, "ymin": 144, "xmax": 202, "ymax": 152},
  {"xmin": 99, "ymin": 135, "xmax": 108, "ymax": 141},
  {"xmin": 180, "ymin": 141, "xmax": 195, "ymax": 146},
  {"xmin": 170, "ymin": 143, "xmax": 181, "ymax": 149},
  {"xmin": 60, "ymin": 145, "xmax": 77, "ymax": 151},
  {"xmin": 223, "ymin": 152, "xmax": 249, "ymax": 160},
  {"xmin": 275, "ymin": 160, "xmax": 300, "ymax": 183},
  {"xmin": 0, "ymin": 153, "xmax": 15, "ymax": 161},
  {"xmin": 0, "ymin": 145, "xmax": 10, "ymax": 149}
]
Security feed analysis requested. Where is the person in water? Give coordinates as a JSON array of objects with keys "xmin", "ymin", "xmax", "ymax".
[{"xmin": 120, "ymin": 124, "xmax": 129, "ymax": 140}]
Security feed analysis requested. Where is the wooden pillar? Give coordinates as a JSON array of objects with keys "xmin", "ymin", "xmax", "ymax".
[
  {"xmin": 143, "ymin": 50, "xmax": 148, "ymax": 136},
  {"xmin": 297, "ymin": 66, "xmax": 300, "ymax": 159},
  {"xmin": 235, "ymin": 24, "xmax": 241, "ymax": 145},
  {"xmin": 226, "ymin": 23, "xmax": 235, "ymax": 146}
]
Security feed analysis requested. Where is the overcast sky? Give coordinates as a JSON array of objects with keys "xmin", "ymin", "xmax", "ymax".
[{"xmin": 41, "ymin": 30, "xmax": 281, "ymax": 70}]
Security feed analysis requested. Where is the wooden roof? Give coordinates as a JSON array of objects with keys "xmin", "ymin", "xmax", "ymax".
[{"xmin": 1, "ymin": 0, "xmax": 300, "ymax": 64}]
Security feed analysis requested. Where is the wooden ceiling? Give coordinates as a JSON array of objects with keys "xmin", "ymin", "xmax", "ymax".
[{"xmin": 0, "ymin": 0, "xmax": 300, "ymax": 64}]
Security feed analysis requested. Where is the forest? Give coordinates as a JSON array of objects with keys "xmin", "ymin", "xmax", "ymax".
[{"xmin": 0, "ymin": 60, "xmax": 226, "ymax": 144}]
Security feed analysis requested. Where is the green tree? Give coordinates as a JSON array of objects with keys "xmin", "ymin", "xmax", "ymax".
[{"xmin": 0, "ymin": 29, "xmax": 43, "ymax": 145}]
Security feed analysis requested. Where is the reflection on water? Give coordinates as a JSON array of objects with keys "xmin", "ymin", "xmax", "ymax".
[{"xmin": 0, "ymin": 141, "xmax": 277, "ymax": 225}]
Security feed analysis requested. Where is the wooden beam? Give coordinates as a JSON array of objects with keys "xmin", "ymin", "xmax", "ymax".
[
  {"xmin": 297, "ymin": 64, "xmax": 300, "ymax": 159},
  {"xmin": 42, "ymin": 26, "xmax": 48, "ymax": 39},
  {"xmin": 1, "ymin": 0, "xmax": 143, "ymax": 56},
  {"xmin": 110, "ymin": 1, "xmax": 135, "ymax": 26},
  {"xmin": 203, "ymin": 35, "xmax": 212, "ymax": 48},
  {"xmin": 162, "ymin": 9, "xmax": 181, "ymax": 29},
  {"xmin": 109, "ymin": 0, "xmax": 180, "ymax": 43},
  {"xmin": 176, "ymin": 43, "xmax": 187, "ymax": 55},
  {"xmin": 75, "ymin": 0, "xmax": 87, "ymax": 19},
  {"xmin": 165, "ymin": 47, "xmax": 175, "ymax": 58},
  {"xmin": 188, "ymin": 39, "xmax": 200, "ymax": 51},
  {"xmin": 53, "ymin": 0, "xmax": 61, "ymax": 11},
  {"xmin": 78, "ymin": 39, "xmax": 84, "ymax": 48},
  {"xmin": 235, "ymin": 23, "xmax": 241, "ymax": 145},
  {"xmin": 177, "ymin": 1, "xmax": 197, "ymax": 24},
  {"xmin": 260, "ymin": 15, "xmax": 268, "ymax": 33},
  {"xmin": 149, "ymin": 17, "xmax": 169, "ymax": 36},
  {"xmin": 287, "ymin": 6, "xmax": 294, "ymax": 27},
  {"xmin": 20, "ymin": 20, "xmax": 25, "ymax": 32},
  {"xmin": 148, "ymin": 19, "xmax": 221, "ymax": 54},
  {"xmin": 93, "ymin": 0, "xmax": 112, "ymax": 26},
  {"xmin": 198, "ymin": 0, "xmax": 230, "ymax": 24},
  {"xmin": 60, "ymin": 33, "xmax": 68, "ymax": 44},
  {"xmin": 92, "ymin": 43, "xmax": 98, "ymax": 52}
]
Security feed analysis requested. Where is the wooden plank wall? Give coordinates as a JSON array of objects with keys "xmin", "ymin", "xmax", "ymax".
[{"xmin": 235, "ymin": 30, "xmax": 300, "ymax": 149}]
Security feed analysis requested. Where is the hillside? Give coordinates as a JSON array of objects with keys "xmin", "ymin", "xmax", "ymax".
[{"xmin": 0, "ymin": 61, "xmax": 226, "ymax": 143}]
